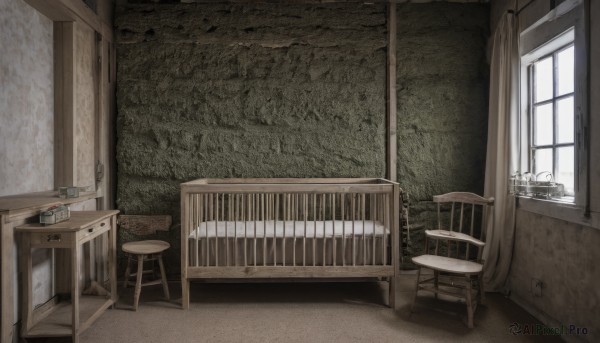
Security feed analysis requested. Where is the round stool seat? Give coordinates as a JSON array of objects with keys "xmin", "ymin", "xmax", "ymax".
[{"xmin": 123, "ymin": 240, "xmax": 170, "ymax": 255}]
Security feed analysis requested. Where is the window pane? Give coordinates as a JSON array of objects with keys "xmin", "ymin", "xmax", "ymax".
[
  {"xmin": 534, "ymin": 57, "xmax": 553, "ymax": 102},
  {"xmin": 557, "ymin": 96, "xmax": 574, "ymax": 144},
  {"xmin": 534, "ymin": 148, "xmax": 553, "ymax": 176},
  {"xmin": 534, "ymin": 103, "xmax": 553, "ymax": 146},
  {"xmin": 557, "ymin": 46, "xmax": 574, "ymax": 96},
  {"xmin": 556, "ymin": 146, "xmax": 574, "ymax": 195}
]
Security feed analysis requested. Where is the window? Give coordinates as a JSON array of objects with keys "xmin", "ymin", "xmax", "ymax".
[
  {"xmin": 528, "ymin": 43, "xmax": 575, "ymax": 196},
  {"xmin": 518, "ymin": 0, "xmax": 588, "ymax": 208}
]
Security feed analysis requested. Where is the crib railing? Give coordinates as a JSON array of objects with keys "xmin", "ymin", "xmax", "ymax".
[
  {"xmin": 180, "ymin": 178, "xmax": 401, "ymax": 308},
  {"xmin": 186, "ymin": 192, "xmax": 390, "ymax": 268}
]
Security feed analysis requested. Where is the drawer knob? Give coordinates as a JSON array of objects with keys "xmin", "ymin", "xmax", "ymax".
[
  {"xmin": 88, "ymin": 228, "xmax": 94, "ymax": 233},
  {"xmin": 47, "ymin": 234, "xmax": 61, "ymax": 242},
  {"xmin": 100, "ymin": 222, "xmax": 106, "ymax": 227}
]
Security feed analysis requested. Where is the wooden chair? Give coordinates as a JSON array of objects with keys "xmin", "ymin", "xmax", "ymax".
[{"xmin": 411, "ymin": 192, "xmax": 494, "ymax": 328}]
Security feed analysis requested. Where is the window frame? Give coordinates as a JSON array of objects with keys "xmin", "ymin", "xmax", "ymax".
[
  {"xmin": 517, "ymin": 0, "xmax": 588, "ymax": 216},
  {"xmin": 527, "ymin": 42, "xmax": 576, "ymax": 197}
]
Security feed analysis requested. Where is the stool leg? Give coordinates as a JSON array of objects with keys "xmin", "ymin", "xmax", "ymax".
[
  {"xmin": 158, "ymin": 253, "xmax": 170, "ymax": 300},
  {"xmin": 133, "ymin": 254, "xmax": 145, "ymax": 311},
  {"xmin": 123, "ymin": 254, "xmax": 132, "ymax": 288}
]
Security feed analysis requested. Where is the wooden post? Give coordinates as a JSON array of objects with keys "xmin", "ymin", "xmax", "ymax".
[
  {"xmin": 1, "ymin": 217, "xmax": 15, "ymax": 342},
  {"xmin": 387, "ymin": 1, "xmax": 397, "ymax": 182},
  {"xmin": 180, "ymin": 190, "xmax": 189, "ymax": 309},
  {"xmin": 54, "ymin": 21, "xmax": 77, "ymax": 188}
]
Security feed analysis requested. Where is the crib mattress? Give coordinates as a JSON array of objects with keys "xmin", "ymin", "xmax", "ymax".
[{"xmin": 188, "ymin": 220, "xmax": 389, "ymax": 267}]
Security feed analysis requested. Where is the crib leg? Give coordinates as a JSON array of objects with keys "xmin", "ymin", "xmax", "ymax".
[
  {"xmin": 181, "ymin": 278, "xmax": 190, "ymax": 310},
  {"xmin": 388, "ymin": 275, "xmax": 396, "ymax": 310}
]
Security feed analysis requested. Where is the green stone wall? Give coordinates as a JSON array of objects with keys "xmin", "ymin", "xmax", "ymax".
[
  {"xmin": 396, "ymin": 3, "xmax": 489, "ymax": 263},
  {"xmin": 115, "ymin": 2, "xmax": 489, "ymax": 273}
]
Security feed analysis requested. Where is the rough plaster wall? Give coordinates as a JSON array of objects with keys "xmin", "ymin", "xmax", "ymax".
[
  {"xmin": 395, "ymin": 3, "xmax": 489, "ymax": 261},
  {"xmin": 0, "ymin": 0, "xmax": 54, "ymax": 197},
  {"xmin": 511, "ymin": 210, "xmax": 600, "ymax": 342},
  {"xmin": 75, "ymin": 22, "xmax": 97, "ymax": 190},
  {"xmin": 115, "ymin": 3, "xmax": 387, "ymax": 270}
]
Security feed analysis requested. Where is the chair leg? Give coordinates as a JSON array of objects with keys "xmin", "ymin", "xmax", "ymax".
[
  {"xmin": 123, "ymin": 254, "xmax": 132, "ymax": 288},
  {"xmin": 478, "ymin": 271, "xmax": 486, "ymax": 305},
  {"xmin": 465, "ymin": 275, "xmax": 474, "ymax": 328},
  {"xmin": 434, "ymin": 270, "xmax": 439, "ymax": 299},
  {"xmin": 158, "ymin": 253, "xmax": 170, "ymax": 300},
  {"xmin": 411, "ymin": 267, "xmax": 421, "ymax": 312},
  {"xmin": 133, "ymin": 254, "xmax": 145, "ymax": 311}
]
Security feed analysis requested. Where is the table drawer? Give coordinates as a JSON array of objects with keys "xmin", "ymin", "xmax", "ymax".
[
  {"xmin": 79, "ymin": 217, "xmax": 111, "ymax": 242},
  {"xmin": 31, "ymin": 232, "xmax": 72, "ymax": 248}
]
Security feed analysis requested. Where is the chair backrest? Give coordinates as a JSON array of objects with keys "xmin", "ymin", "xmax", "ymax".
[{"xmin": 432, "ymin": 192, "xmax": 494, "ymax": 261}]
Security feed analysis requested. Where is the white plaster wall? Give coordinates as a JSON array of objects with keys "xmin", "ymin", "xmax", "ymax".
[
  {"xmin": 0, "ymin": 0, "xmax": 54, "ymax": 197},
  {"xmin": 0, "ymin": 0, "xmax": 55, "ymax": 325},
  {"xmin": 511, "ymin": 211, "xmax": 600, "ymax": 342}
]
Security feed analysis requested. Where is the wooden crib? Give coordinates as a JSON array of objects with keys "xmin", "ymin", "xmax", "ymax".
[{"xmin": 180, "ymin": 178, "xmax": 401, "ymax": 309}]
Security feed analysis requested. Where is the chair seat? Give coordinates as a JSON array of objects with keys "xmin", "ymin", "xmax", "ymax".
[
  {"xmin": 412, "ymin": 254, "xmax": 482, "ymax": 274},
  {"xmin": 123, "ymin": 240, "xmax": 170, "ymax": 255},
  {"xmin": 425, "ymin": 230, "xmax": 485, "ymax": 247}
]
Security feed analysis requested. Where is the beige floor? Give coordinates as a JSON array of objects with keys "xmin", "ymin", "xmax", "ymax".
[{"xmin": 26, "ymin": 275, "xmax": 562, "ymax": 343}]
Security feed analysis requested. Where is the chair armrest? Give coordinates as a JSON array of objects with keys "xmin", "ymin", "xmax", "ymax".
[{"xmin": 425, "ymin": 229, "xmax": 485, "ymax": 247}]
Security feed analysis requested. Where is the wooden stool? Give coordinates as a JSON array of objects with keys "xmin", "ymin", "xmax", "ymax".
[{"xmin": 122, "ymin": 240, "xmax": 170, "ymax": 310}]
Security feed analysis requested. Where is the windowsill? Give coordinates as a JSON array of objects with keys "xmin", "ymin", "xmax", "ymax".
[{"xmin": 516, "ymin": 195, "xmax": 600, "ymax": 230}]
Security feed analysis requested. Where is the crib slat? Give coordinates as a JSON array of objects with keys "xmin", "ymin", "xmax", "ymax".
[
  {"xmin": 313, "ymin": 194, "xmax": 316, "ymax": 267},
  {"xmin": 303, "ymin": 194, "xmax": 307, "ymax": 267},
  {"xmin": 332, "ymin": 193, "xmax": 336, "ymax": 266},
  {"xmin": 215, "ymin": 193, "xmax": 219, "ymax": 267},
  {"xmin": 234, "ymin": 194, "xmax": 238, "ymax": 266},
  {"xmin": 253, "ymin": 193, "xmax": 257, "ymax": 267},
  {"xmin": 227, "ymin": 194, "xmax": 236, "ymax": 265},
  {"xmin": 322, "ymin": 193, "xmax": 326, "ymax": 266},
  {"xmin": 341, "ymin": 194, "xmax": 345, "ymax": 266},
  {"xmin": 205, "ymin": 194, "xmax": 209, "ymax": 267},
  {"xmin": 223, "ymin": 193, "xmax": 228, "ymax": 266},
  {"xmin": 274, "ymin": 193, "xmax": 279, "ymax": 266},
  {"xmin": 372, "ymin": 194, "xmax": 376, "ymax": 265},
  {"xmin": 352, "ymin": 194, "xmax": 356, "ymax": 267},
  {"xmin": 210, "ymin": 193, "xmax": 214, "ymax": 221},
  {"xmin": 195, "ymin": 194, "xmax": 199, "ymax": 267},
  {"xmin": 243, "ymin": 194, "xmax": 247, "ymax": 267},
  {"xmin": 263, "ymin": 194, "xmax": 266, "ymax": 266},
  {"xmin": 293, "ymin": 194, "xmax": 296, "ymax": 267},
  {"xmin": 362, "ymin": 193, "xmax": 366, "ymax": 266},
  {"xmin": 283, "ymin": 194, "xmax": 287, "ymax": 267},
  {"xmin": 383, "ymin": 194, "xmax": 388, "ymax": 265}
]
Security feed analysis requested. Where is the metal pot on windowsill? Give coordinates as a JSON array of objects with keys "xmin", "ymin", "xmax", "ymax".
[
  {"xmin": 509, "ymin": 171, "xmax": 565, "ymax": 199},
  {"xmin": 528, "ymin": 172, "xmax": 565, "ymax": 199}
]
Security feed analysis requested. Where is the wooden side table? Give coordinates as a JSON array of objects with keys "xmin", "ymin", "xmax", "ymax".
[
  {"xmin": 0, "ymin": 190, "xmax": 98, "ymax": 342},
  {"xmin": 16, "ymin": 210, "xmax": 119, "ymax": 343}
]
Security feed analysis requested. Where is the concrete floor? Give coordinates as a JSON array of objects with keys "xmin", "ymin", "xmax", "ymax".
[{"xmin": 26, "ymin": 275, "xmax": 562, "ymax": 343}]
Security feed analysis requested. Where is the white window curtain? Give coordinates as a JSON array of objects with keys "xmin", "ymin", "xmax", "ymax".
[{"xmin": 482, "ymin": 8, "xmax": 519, "ymax": 292}]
